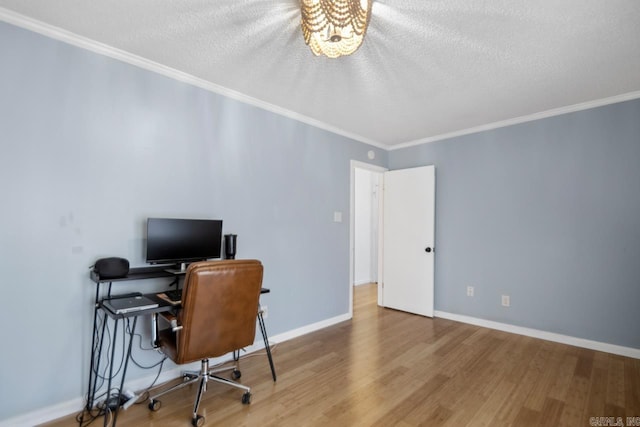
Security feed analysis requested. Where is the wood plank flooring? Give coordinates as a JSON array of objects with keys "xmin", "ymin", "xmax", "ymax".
[{"xmin": 45, "ymin": 283, "xmax": 640, "ymax": 426}]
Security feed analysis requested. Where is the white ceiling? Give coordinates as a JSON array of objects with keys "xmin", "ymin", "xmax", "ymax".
[{"xmin": 1, "ymin": 0, "xmax": 639, "ymax": 149}]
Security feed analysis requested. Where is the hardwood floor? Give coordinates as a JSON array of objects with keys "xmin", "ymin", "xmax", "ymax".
[{"xmin": 46, "ymin": 283, "xmax": 639, "ymax": 426}]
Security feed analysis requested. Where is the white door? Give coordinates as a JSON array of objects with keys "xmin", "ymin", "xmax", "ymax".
[{"xmin": 382, "ymin": 165, "xmax": 435, "ymax": 317}]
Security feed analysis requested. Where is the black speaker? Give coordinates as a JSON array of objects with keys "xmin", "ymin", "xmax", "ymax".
[
  {"xmin": 224, "ymin": 234, "xmax": 237, "ymax": 259},
  {"xmin": 93, "ymin": 257, "xmax": 130, "ymax": 279}
]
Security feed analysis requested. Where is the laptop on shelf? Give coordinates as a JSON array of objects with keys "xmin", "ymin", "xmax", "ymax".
[{"xmin": 102, "ymin": 295, "xmax": 159, "ymax": 315}]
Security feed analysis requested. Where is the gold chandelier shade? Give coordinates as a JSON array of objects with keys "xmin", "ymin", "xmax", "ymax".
[{"xmin": 301, "ymin": 0, "xmax": 372, "ymax": 58}]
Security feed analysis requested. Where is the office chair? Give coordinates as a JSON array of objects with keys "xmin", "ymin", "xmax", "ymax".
[{"xmin": 148, "ymin": 260, "xmax": 264, "ymax": 427}]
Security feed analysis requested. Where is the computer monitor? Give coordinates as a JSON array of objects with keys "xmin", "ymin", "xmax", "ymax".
[{"xmin": 145, "ymin": 218, "xmax": 223, "ymax": 265}]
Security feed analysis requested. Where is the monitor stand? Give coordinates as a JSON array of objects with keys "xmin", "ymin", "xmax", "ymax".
[{"xmin": 165, "ymin": 262, "xmax": 188, "ymax": 275}]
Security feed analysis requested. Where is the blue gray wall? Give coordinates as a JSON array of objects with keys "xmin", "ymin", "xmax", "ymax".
[
  {"xmin": 389, "ymin": 99, "xmax": 640, "ymax": 349},
  {"xmin": 0, "ymin": 22, "xmax": 386, "ymax": 421}
]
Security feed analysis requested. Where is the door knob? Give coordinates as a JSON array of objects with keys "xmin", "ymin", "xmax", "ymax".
[{"xmin": 425, "ymin": 247, "xmax": 432, "ymax": 253}]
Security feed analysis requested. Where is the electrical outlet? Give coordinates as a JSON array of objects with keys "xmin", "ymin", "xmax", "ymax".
[
  {"xmin": 501, "ymin": 295, "xmax": 510, "ymax": 307},
  {"xmin": 467, "ymin": 286, "xmax": 474, "ymax": 297},
  {"xmin": 261, "ymin": 305, "xmax": 268, "ymax": 319}
]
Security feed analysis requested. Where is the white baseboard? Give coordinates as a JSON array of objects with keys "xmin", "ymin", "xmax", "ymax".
[
  {"xmin": 0, "ymin": 397, "xmax": 85, "ymax": 427},
  {"xmin": 434, "ymin": 310, "xmax": 640, "ymax": 359},
  {"xmin": 0, "ymin": 312, "xmax": 351, "ymax": 427},
  {"xmin": 268, "ymin": 312, "xmax": 351, "ymax": 344}
]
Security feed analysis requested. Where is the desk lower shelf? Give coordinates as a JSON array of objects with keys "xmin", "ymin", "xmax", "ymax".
[{"xmin": 100, "ymin": 294, "xmax": 174, "ymax": 319}]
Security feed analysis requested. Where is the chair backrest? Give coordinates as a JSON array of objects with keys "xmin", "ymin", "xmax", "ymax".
[{"xmin": 174, "ymin": 259, "xmax": 264, "ymax": 364}]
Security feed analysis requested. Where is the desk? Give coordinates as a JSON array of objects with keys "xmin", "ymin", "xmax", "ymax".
[{"xmin": 84, "ymin": 265, "xmax": 276, "ymax": 425}]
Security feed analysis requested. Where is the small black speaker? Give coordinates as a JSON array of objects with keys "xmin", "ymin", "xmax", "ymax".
[
  {"xmin": 224, "ymin": 234, "xmax": 237, "ymax": 259},
  {"xmin": 93, "ymin": 257, "xmax": 130, "ymax": 279}
]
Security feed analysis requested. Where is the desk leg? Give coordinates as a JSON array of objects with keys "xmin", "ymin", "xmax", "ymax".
[
  {"xmin": 257, "ymin": 308, "xmax": 276, "ymax": 382},
  {"xmin": 85, "ymin": 285, "xmax": 108, "ymax": 415},
  {"xmin": 104, "ymin": 318, "xmax": 119, "ymax": 427},
  {"xmin": 112, "ymin": 316, "xmax": 137, "ymax": 426},
  {"xmin": 89, "ymin": 309, "xmax": 109, "ymax": 410},
  {"xmin": 85, "ymin": 304, "xmax": 100, "ymax": 412}
]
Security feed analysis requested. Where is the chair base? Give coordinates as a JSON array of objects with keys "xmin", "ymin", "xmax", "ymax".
[{"xmin": 148, "ymin": 359, "xmax": 251, "ymax": 425}]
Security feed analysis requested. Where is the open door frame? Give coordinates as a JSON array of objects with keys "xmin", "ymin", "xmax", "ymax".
[{"xmin": 349, "ymin": 160, "xmax": 387, "ymax": 318}]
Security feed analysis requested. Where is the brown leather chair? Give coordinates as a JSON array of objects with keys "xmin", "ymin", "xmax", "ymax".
[{"xmin": 148, "ymin": 260, "xmax": 264, "ymax": 427}]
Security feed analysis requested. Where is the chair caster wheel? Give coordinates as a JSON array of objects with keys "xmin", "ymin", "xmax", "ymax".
[
  {"xmin": 232, "ymin": 369, "xmax": 241, "ymax": 380},
  {"xmin": 148, "ymin": 399, "xmax": 161, "ymax": 411},
  {"xmin": 192, "ymin": 415, "xmax": 205, "ymax": 426},
  {"xmin": 242, "ymin": 392, "xmax": 251, "ymax": 404}
]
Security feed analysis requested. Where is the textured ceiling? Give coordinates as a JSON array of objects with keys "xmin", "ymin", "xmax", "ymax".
[{"xmin": 1, "ymin": 0, "xmax": 639, "ymax": 149}]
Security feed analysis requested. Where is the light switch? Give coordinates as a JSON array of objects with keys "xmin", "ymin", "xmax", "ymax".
[{"xmin": 333, "ymin": 211, "xmax": 343, "ymax": 222}]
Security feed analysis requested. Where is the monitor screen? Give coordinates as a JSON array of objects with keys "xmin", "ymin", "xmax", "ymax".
[{"xmin": 146, "ymin": 218, "xmax": 223, "ymax": 265}]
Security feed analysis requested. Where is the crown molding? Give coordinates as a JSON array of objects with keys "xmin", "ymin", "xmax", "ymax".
[
  {"xmin": 2, "ymin": 7, "xmax": 638, "ymax": 153},
  {"xmin": 0, "ymin": 8, "xmax": 386, "ymax": 150},
  {"xmin": 391, "ymin": 90, "xmax": 640, "ymax": 150}
]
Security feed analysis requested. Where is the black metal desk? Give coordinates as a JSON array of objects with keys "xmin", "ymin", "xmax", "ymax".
[{"xmin": 85, "ymin": 265, "xmax": 276, "ymax": 426}]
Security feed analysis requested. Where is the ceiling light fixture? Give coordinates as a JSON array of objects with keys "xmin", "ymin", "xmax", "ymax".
[{"xmin": 301, "ymin": 0, "xmax": 372, "ymax": 58}]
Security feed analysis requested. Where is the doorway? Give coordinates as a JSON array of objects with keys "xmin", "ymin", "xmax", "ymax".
[
  {"xmin": 354, "ymin": 168, "xmax": 380, "ymax": 286},
  {"xmin": 349, "ymin": 162, "xmax": 436, "ymax": 319},
  {"xmin": 349, "ymin": 160, "xmax": 386, "ymax": 317}
]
